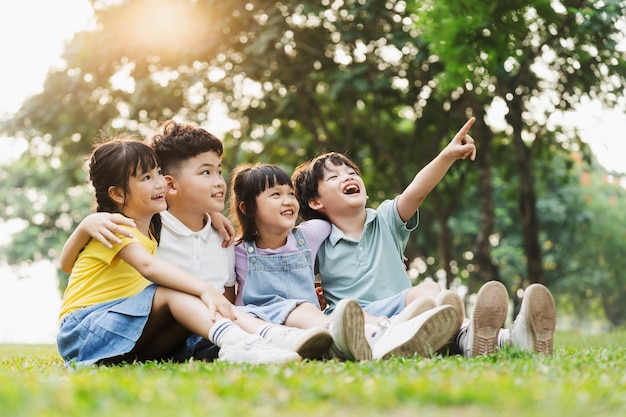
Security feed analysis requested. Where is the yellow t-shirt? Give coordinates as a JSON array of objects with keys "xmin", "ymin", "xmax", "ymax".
[{"xmin": 59, "ymin": 223, "xmax": 155, "ymax": 321}]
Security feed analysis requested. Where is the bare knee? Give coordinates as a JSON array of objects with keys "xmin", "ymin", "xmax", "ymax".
[{"xmin": 406, "ymin": 281, "xmax": 441, "ymax": 304}]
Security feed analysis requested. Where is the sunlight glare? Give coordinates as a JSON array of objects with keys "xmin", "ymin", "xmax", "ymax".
[{"xmin": 116, "ymin": 0, "xmax": 206, "ymax": 56}]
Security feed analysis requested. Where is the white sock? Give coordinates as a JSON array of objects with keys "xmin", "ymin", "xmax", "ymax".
[
  {"xmin": 455, "ymin": 324, "xmax": 469, "ymax": 352},
  {"xmin": 498, "ymin": 328, "xmax": 509, "ymax": 347},
  {"xmin": 256, "ymin": 324, "xmax": 295, "ymax": 339},
  {"xmin": 208, "ymin": 319, "xmax": 249, "ymax": 347}
]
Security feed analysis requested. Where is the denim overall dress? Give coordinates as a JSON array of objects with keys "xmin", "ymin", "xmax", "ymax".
[{"xmin": 240, "ymin": 228, "xmax": 321, "ymax": 324}]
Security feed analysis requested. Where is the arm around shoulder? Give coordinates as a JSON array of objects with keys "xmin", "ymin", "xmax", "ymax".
[{"xmin": 59, "ymin": 213, "xmax": 136, "ymax": 273}]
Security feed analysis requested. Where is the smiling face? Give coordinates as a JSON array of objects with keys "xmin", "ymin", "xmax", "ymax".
[
  {"xmin": 166, "ymin": 150, "xmax": 226, "ymax": 216},
  {"xmin": 254, "ymin": 182, "xmax": 299, "ymax": 239},
  {"xmin": 310, "ymin": 160, "xmax": 368, "ymax": 218},
  {"xmin": 116, "ymin": 165, "xmax": 167, "ymax": 222}
]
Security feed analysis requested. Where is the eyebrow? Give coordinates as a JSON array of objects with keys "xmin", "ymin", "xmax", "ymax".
[{"xmin": 198, "ymin": 162, "xmax": 221, "ymax": 170}]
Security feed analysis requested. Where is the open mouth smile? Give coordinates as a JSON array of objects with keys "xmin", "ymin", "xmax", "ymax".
[{"xmin": 343, "ymin": 184, "xmax": 360, "ymax": 195}]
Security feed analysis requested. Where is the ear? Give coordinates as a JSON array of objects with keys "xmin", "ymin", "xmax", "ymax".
[
  {"xmin": 108, "ymin": 186, "xmax": 125, "ymax": 206},
  {"xmin": 308, "ymin": 197, "xmax": 324, "ymax": 211},
  {"xmin": 164, "ymin": 175, "xmax": 177, "ymax": 196},
  {"xmin": 238, "ymin": 201, "xmax": 246, "ymax": 215}
]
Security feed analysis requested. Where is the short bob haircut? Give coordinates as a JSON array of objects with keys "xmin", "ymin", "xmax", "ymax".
[{"xmin": 230, "ymin": 163, "xmax": 293, "ymax": 243}]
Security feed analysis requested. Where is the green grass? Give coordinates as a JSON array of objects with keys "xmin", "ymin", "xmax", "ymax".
[{"xmin": 1, "ymin": 331, "xmax": 625, "ymax": 417}]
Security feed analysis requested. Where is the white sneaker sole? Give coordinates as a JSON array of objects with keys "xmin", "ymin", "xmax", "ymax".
[
  {"xmin": 524, "ymin": 284, "xmax": 557, "ymax": 354},
  {"xmin": 437, "ymin": 290, "xmax": 466, "ymax": 330},
  {"xmin": 404, "ymin": 297, "xmax": 437, "ymax": 320},
  {"xmin": 376, "ymin": 305, "xmax": 459, "ymax": 360},
  {"xmin": 469, "ymin": 281, "xmax": 508, "ymax": 357},
  {"xmin": 330, "ymin": 299, "xmax": 372, "ymax": 361}
]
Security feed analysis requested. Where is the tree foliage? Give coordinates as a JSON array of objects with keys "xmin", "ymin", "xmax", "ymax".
[{"xmin": 1, "ymin": 0, "xmax": 626, "ymax": 324}]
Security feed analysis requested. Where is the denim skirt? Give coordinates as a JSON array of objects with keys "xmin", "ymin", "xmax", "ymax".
[{"xmin": 57, "ymin": 284, "xmax": 157, "ymax": 367}]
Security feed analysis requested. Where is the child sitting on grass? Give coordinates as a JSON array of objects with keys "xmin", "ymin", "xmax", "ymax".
[{"xmin": 292, "ymin": 117, "xmax": 557, "ymax": 356}]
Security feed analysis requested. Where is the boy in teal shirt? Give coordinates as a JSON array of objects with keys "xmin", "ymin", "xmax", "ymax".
[{"xmin": 292, "ymin": 118, "xmax": 557, "ymax": 356}]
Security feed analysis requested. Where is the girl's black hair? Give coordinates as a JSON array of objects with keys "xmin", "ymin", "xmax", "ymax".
[
  {"xmin": 88, "ymin": 135, "xmax": 162, "ymax": 242},
  {"xmin": 230, "ymin": 163, "xmax": 292, "ymax": 243}
]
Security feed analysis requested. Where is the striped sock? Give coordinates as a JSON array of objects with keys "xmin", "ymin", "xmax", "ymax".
[
  {"xmin": 208, "ymin": 319, "xmax": 236, "ymax": 347},
  {"xmin": 256, "ymin": 324, "xmax": 275, "ymax": 339}
]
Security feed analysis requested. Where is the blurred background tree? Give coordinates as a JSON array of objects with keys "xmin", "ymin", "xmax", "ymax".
[{"xmin": 1, "ymin": 0, "xmax": 625, "ymax": 327}]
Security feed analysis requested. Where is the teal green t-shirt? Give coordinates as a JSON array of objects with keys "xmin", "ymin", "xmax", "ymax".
[{"xmin": 318, "ymin": 196, "xmax": 419, "ymax": 313}]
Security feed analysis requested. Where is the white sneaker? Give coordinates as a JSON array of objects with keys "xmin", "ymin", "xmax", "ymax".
[
  {"xmin": 218, "ymin": 335, "xmax": 301, "ymax": 364},
  {"xmin": 388, "ymin": 297, "xmax": 436, "ymax": 326},
  {"xmin": 371, "ymin": 305, "xmax": 459, "ymax": 360},
  {"xmin": 436, "ymin": 290, "xmax": 466, "ymax": 331},
  {"xmin": 509, "ymin": 283, "xmax": 557, "ymax": 354},
  {"xmin": 262, "ymin": 327, "xmax": 332, "ymax": 360},
  {"xmin": 327, "ymin": 299, "xmax": 372, "ymax": 361},
  {"xmin": 464, "ymin": 281, "xmax": 509, "ymax": 358}
]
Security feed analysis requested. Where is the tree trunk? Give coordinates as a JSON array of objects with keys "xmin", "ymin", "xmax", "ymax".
[
  {"xmin": 431, "ymin": 193, "xmax": 454, "ymax": 289},
  {"xmin": 507, "ymin": 95, "xmax": 544, "ymax": 285}
]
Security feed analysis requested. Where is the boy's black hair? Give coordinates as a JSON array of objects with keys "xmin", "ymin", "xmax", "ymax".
[
  {"xmin": 147, "ymin": 120, "xmax": 223, "ymax": 174},
  {"xmin": 292, "ymin": 152, "xmax": 360, "ymax": 221}
]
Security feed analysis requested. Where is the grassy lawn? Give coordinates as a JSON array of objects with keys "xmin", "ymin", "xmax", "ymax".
[{"xmin": 1, "ymin": 331, "xmax": 625, "ymax": 417}]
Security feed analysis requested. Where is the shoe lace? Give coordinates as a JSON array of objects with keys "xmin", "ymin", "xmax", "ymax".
[{"xmin": 369, "ymin": 318, "xmax": 392, "ymax": 345}]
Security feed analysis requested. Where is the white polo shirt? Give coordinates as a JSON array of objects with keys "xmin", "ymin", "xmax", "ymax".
[{"xmin": 157, "ymin": 210, "xmax": 236, "ymax": 293}]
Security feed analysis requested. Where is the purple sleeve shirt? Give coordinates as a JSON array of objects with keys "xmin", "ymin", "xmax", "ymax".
[{"xmin": 234, "ymin": 219, "xmax": 331, "ymax": 305}]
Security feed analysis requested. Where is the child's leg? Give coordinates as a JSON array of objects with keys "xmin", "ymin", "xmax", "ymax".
[
  {"xmin": 134, "ymin": 286, "xmax": 299, "ymax": 364},
  {"xmin": 233, "ymin": 309, "xmax": 269, "ymax": 332},
  {"xmin": 233, "ymin": 303, "xmax": 332, "ymax": 332},
  {"xmin": 283, "ymin": 302, "xmax": 331, "ymax": 328},
  {"xmin": 132, "ymin": 286, "xmax": 211, "ymax": 360},
  {"xmin": 406, "ymin": 281, "xmax": 441, "ymax": 305},
  {"xmin": 240, "ymin": 302, "xmax": 334, "ymax": 360}
]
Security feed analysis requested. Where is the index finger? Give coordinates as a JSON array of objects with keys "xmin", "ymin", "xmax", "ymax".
[{"xmin": 458, "ymin": 117, "xmax": 476, "ymax": 136}]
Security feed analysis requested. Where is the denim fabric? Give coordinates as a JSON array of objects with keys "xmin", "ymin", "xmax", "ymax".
[
  {"xmin": 361, "ymin": 288, "xmax": 410, "ymax": 318},
  {"xmin": 240, "ymin": 228, "xmax": 320, "ymax": 324},
  {"xmin": 57, "ymin": 284, "xmax": 157, "ymax": 367}
]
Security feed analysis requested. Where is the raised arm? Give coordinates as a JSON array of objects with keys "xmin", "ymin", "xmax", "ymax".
[
  {"xmin": 60, "ymin": 213, "xmax": 135, "ymax": 273},
  {"xmin": 396, "ymin": 117, "xmax": 477, "ymax": 222},
  {"xmin": 118, "ymin": 242, "xmax": 236, "ymax": 321}
]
